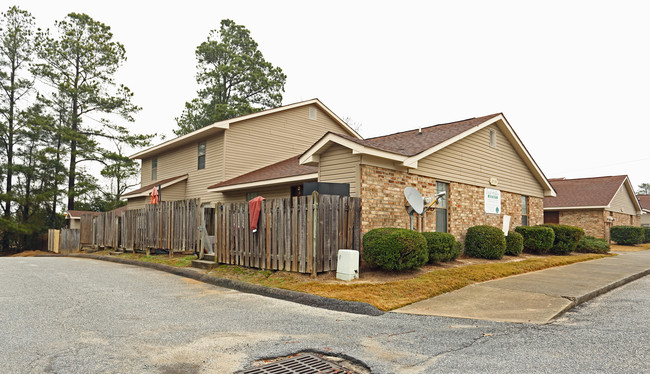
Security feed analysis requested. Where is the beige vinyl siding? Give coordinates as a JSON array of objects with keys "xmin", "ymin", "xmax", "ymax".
[
  {"xmin": 140, "ymin": 133, "xmax": 224, "ymax": 204},
  {"xmin": 641, "ymin": 213, "xmax": 650, "ymax": 227},
  {"xmin": 318, "ymin": 144, "xmax": 360, "ymax": 197},
  {"xmin": 160, "ymin": 180, "xmax": 187, "ymax": 202},
  {"xmin": 609, "ymin": 184, "xmax": 638, "ymax": 215},
  {"xmin": 414, "ymin": 124, "xmax": 545, "ymax": 197},
  {"xmin": 224, "ymin": 105, "xmax": 345, "ymax": 180},
  {"xmin": 218, "ymin": 184, "xmax": 302, "ymax": 204},
  {"xmin": 360, "ymin": 154, "xmax": 407, "ymax": 172},
  {"xmin": 126, "ymin": 196, "xmax": 147, "ymax": 210},
  {"xmin": 141, "ymin": 159, "xmax": 152, "ymax": 186}
]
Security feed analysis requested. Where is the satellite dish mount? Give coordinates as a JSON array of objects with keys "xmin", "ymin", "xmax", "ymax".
[{"xmin": 404, "ymin": 187, "xmax": 446, "ymax": 230}]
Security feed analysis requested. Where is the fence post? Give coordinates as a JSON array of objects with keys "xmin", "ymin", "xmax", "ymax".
[{"xmin": 311, "ymin": 191, "xmax": 319, "ymax": 278}]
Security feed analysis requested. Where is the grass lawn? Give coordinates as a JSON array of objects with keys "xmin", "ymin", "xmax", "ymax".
[
  {"xmin": 610, "ymin": 242, "xmax": 650, "ymax": 252},
  {"xmin": 205, "ymin": 253, "xmax": 611, "ymax": 311}
]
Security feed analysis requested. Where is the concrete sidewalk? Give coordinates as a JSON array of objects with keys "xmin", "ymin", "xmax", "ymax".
[{"xmin": 393, "ymin": 250, "xmax": 650, "ymax": 324}]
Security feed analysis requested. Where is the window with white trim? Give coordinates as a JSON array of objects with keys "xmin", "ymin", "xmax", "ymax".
[
  {"xmin": 151, "ymin": 157, "xmax": 158, "ymax": 180},
  {"xmin": 198, "ymin": 142, "xmax": 206, "ymax": 170}
]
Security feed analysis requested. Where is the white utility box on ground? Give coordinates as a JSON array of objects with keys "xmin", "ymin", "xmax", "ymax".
[{"xmin": 336, "ymin": 249, "xmax": 359, "ymax": 281}]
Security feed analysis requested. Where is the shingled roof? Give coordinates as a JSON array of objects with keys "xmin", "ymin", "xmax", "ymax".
[
  {"xmin": 208, "ymin": 156, "xmax": 318, "ymax": 191},
  {"xmin": 637, "ymin": 195, "xmax": 650, "ymax": 211},
  {"xmin": 544, "ymin": 175, "xmax": 630, "ymax": 208},
  {"xmin": 334, "ymin": 113, "xmax": 501, "ymax": 156}
]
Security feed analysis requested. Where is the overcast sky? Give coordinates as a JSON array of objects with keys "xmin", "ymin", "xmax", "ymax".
[{"xmin": 11, "ymin": 0, "xmax": 650, "ymax": 190}]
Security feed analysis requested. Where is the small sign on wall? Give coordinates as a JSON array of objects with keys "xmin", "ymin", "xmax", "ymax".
[{"xmin": 485, "ymin": 188, "xmax": 501, "ymax": 214}]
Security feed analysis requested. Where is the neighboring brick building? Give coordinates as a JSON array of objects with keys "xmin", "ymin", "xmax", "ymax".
[
  {"xmin": 208, "ymin": 112, "xmax": 556, "ymax": 243},
  {"xmin": 637, "ymin": 195, "xmax": 650, "ymax": 227},
  {"xmin": 544, "ymin": 176, "xmax": 642, "ymax": 240}
]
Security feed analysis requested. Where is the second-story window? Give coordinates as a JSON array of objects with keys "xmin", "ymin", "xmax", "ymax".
[
  {"xmin": 198, "ymin": 142, "xmax": 206, "ymax": 170},
  {"xmin": 152, "ymin": 157, "xmax": 158, "ymax": 180}
]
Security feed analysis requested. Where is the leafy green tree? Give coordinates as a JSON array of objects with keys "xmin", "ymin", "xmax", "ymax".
[
  {"xmin": 33, "ymin": 12, "xmax": 145, "ymax": 211},
  {"xmin": 637, "ymin": 183, "xmax": 650, "ymax": 195},
  {"xmin": 0, "ymin": 6, "xmax": 36, "ymax": 251},
  {"xmin": 175, "ymin": 19, "xmax": 286, "ymax": 135},
  {"xmin": 14, "ymin": 102, "xmax": 59, "ymax": 247}
]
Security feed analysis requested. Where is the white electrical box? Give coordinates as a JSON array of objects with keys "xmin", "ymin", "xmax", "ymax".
[{"xmin": 336, "ymin": 249, "xmax": 359, "ymax": 281}]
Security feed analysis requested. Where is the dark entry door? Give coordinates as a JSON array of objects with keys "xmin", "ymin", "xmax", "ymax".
[{"xmin": 544, "ymin": 211, "xmax": 560, "ymax": 224}]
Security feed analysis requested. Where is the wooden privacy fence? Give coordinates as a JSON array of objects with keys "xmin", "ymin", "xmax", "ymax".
[
  {"xmin": 120, "ymin": 199, "xmax": 200, "ymax": 252},
  {"xmin": 80, "ymin": 198, "xmax": 201, "ymax": 253},
  {"xmin": 214, "ymin": 193, "xmax": 361, "ymax": 274},
  {"xmin": 48, "ymin": 229, "xmax": 80, "ymax": 254}
]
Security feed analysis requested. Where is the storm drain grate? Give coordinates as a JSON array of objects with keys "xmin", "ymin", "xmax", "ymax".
[{"xmin": 242, "ymin": 353, "xmax": 357, "ymax": 374}]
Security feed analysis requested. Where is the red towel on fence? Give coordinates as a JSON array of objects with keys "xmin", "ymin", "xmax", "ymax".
[
  {"xmin": 248, "ymin": 196, "xmax": 266, "ymax": 232},
  {"xmin": 150, "ymin": 186, "xmax": 159, "ymax": 204}
]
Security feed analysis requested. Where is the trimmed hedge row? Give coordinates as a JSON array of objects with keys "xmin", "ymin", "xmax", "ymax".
[
  {"xmin": 515, "ymin": 226, "xmax": 554, "ymax": 254},
  {"xmin": 464, "ymin": 225, "xmax": 506, "ymax": 259},
  {"xmin": 575, "ymin": 236, "xmax": 610, "ymax": 254},
  {"xmin": 363, "ymin": 228, "xmax": 428, "ymax": 271},
  {"xmin": 505, "ymin": 231, "xmax": 524, "ymax": 256},
  {"xmin": 542, "ymin": 224, "xmax": 584, "ymax": 255},
  {"xmin": 643, "ymin": 227, "xmax": 650, "ymax": 243},
  {"xmin": 610, "ymin": 226, "xmax": 645, "ymax": 245},
  {"xmin": 422, "ymin": 232, "xmax": 461, "ymax": 263}
]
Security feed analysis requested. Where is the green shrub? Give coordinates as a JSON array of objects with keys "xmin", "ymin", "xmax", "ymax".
[
  {"xmin": 542, "ymin": 224, "xmax": 584, "ymax": 255},
  {"xmin": 575, "ymin": 236, "xmax": 610, "ymax": 254},
  {"xmin": 362, "ymin": 228, "xmax": 428, "ymax": 271},
  {"xmin": 515, "ymin": 226, "xmax": 555, "ymax": 254},
  {"xmin": 643, "ymin": 227, "xmax": 650, "ymax": 243},
  {"xmin": 505, "ymin": 231, "xmax": 524, "ymax": 256},
  {"xmin": 422, "ymin": 232, "xmax": 461, "ymax": 263},
  {"xmin": 610, "ymin": 225, "xmax": 645, "ymax": 245},
  {"xmin": 464, "ymin": 225, "xmax": 506, "ymax": 259}
]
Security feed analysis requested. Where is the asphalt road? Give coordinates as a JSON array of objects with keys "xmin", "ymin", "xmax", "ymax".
[{"xmin": 1, "ymin": 257, "xmax": 648, "ymax": 373}]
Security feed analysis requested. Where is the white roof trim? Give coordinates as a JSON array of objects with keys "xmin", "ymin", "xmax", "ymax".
[
  {"xmin": 130, "ymin": 123, "xmax": 229, "ymax": 159},
  {"xmin": 299, "ymin": 133, "xmax": 407, "ymax": 166},
  {"xmin": 605, "ymin": 176, "xmax": 643, "ymax": 213},
  {"xmin": 209, "ymin": 173, "xmax": 318, "ymax": 193},
  {"xmin": 544, "ymin": 206, "xmax": 608, "ymax": 211},
  {"xmin": 123, "ymin": 175, "xmax": 188, "ymax": 198},
  {"xmin": 130, "ymin": 99, "xmax": 361, "ymax": 160}
]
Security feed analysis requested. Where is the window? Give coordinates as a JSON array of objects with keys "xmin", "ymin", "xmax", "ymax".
[
  {"xmin": 521, "ymin": 195, "xmax": 528, "ymax": 226},
  {"xmin": 246, "ymin": 192, "xmax": 258, "ymax": 201},
  {"xmin": 151, "ymin": 157, "xmax": 158, "ymax": 180},
  {"xmin": 197, "ymin": 142, "xmax": 206, "ymax": 170},
  {"xmin": 436, "ymin": 182, "xmax": 448, "ymax": 233},
  {"xmin": 489, "ymin": 129, "xmax": 497, "ymax": 148}
]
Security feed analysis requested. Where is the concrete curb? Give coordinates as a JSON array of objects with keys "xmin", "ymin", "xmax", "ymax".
[
  {"xmin": 44, "ymin": 254, "xmax": 384, "ymax": 317},
  {"xmin": 551, "ymin": 267, "xmax": 650, "ymax": 321}
]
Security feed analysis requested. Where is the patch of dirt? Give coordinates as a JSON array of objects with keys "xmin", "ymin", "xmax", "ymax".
[{"xmin": 7, "ymin": 250, "xmax": 53, "ymax": 257}]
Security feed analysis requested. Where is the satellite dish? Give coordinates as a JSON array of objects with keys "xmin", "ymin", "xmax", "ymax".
[{"xmin": 404, "ymin": 187, "xmax": 424, "ymax": 214}]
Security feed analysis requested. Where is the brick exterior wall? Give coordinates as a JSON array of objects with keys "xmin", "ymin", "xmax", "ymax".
[
  {"xmin": 552, "ymin": 209, "xmax": 640, "ymax": 239},
  {"xmin": 359, "ymin": 164, "xmax": 543, "ymax": 243},
  {"xmin": 447, "ymin": 182, "xmax": 543, "ymax": 242},
  {"xmin": 359, "ymin": 165, "xmax": 438, "ymax": 234},
  {"xmin": 557, "ymin": 209, "xmax": 605, "ymax": 238}
]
